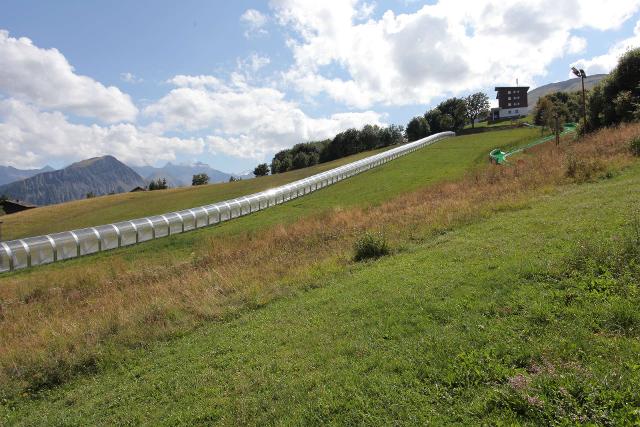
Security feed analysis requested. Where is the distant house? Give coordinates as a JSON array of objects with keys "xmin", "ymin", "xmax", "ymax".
[
  {"xmin": 0, "ymin": 199, "xmax": 37, "ymax": 215},
  {"xmin": 130, "ymin": 186, "xmax": 147, "ymax": 192},
  {"xmin": 490, "ymin": 86, "xmax": 530, "ymax": 120}
]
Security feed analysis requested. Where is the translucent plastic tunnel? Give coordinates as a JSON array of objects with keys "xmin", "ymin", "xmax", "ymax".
[{"xmin": 0, "ymin": 132, "xmax": 455, "ymax": 273}]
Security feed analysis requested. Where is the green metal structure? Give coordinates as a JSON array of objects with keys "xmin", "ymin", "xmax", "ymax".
[{"xmin": 489, "ymin": 123, "xmax": 577, "ymax": 165}]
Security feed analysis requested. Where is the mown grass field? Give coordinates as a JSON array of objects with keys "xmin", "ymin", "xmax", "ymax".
[
  {"xmin": 1, "ymin": 145, "xmax": 395, "ymax": 241},
  {"xmin": 3, "ymin": 128, "xmax": 536, "ymax": 244},
  {"xmin": 3, "ymin": 129, "xmax": 536, "ymax": 241},
  {"xmin": 464, "ymin": 114, "xmax": 535, "ymax": 130},
  {"xmin": 2, "ymin": 124, "xmax": 639, "ymax": 424}
]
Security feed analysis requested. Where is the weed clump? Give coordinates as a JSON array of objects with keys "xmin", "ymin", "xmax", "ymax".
[
  {"xmin": 630, "ymin": 136, "xmax": 640, "ymax": 157},
  {"xmin": 566, "ymin": 213, "xmax": 640, "ymax": 283},
  {"xmin": 565, "ymin": 155, "xmax": 609, "ymax": 182},
  {"xmin": 353, "ymin": 231, "xmax": 390, "ymax": 261}
]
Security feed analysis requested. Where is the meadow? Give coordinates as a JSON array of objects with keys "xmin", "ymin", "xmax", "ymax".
[
  {"xmin": 3, "ymin": 129, "xmax": 538, "ymax": 241},
  {"xmin": 1, "ymin": 146, "xmax": 394, "ymax": 241},
  {"xmin": 1, "ymin": 124, "xmax": 639, "ymax": 424}
]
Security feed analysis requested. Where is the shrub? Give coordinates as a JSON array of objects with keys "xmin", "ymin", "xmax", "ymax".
[
  {"xmin": 575, "ymin": 121, "xmax": 588, "ymax": 137},
  {"xmin": 253, "ymin": 163, "xmax": 269, "ymax": 177},
  {"xmin": 149, "ymin": 178, "xmax": 168, "ymax": 190},
  {"xmin": 192, "ymin": 173, "xmax": 209, "ymax": 186},
  {"xmin": 565, "ymin": 156, "xmax": 608, "ymax": 182},
  {"xmin": 353, "ymin": 231, "xmax": 390, "ymax": 261},
  {"xmin": 630, "ymin": 136, "xmax": 640, "ymax": 157}
]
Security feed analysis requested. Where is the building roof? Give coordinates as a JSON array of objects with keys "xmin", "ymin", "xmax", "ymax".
[
  {"xmin": 495, "ymin": 86, "xmax": 530, "ymax": 91},
  {"xmin": 1, "ymin": 199, "xmax": 38, "ymax": 208}
]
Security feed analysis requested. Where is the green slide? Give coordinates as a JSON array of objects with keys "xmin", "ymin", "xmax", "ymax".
[{"xmin": 489, "ymin": 123, "xmax": 577, "ymax": 164}]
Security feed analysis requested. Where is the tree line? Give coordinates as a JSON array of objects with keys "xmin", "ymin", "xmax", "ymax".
[
  {"xmin": 260, "ymin": 49, "xmax": 640, "ymax": 180},
  {"xmin": 533, "ymin": 91, "xmax": 583, "ymax": 130},
  {"xmin": 252, "ymin": 92, "xmax": 490, "ymax": 177},
  {"xmin": 586, "ymin": 48, "xmax": 640, "ymax": 130},
  {"xmin": 405, "ymin": 92, "xmax": 491, "ymax": 142},
  {"xmin": 146, "ymin": 175, "xmax": 207, "ymax": 191},
  {"xmin": 533, "ymin": 48, "xmax": 640, "ymax": 134},
  {"xmin": 264, "ymin": 124, "xmax": 405, "ymax": 175}
]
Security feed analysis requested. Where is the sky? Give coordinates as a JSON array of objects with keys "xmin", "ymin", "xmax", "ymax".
[{"xmin": 1, "ymin": 0, "xmax": 639, "ymax": 173}]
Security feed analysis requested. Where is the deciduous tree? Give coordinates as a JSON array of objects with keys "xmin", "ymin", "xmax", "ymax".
[
  {"xmin": 192, "ymin": 173, "xmax": 209, "ymax": 186},
  {"xmin": 405, "ymin": 116, "xmax": 429, "ymax": 142},
  {"xmin": 253, "ymin": 163, "xmax": 269, "ymax": 176},
  {"xmin": 465, "ymin": 92, "xmax": 490, "ymax": 128}
]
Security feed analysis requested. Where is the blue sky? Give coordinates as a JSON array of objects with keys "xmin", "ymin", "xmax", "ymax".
[{"xmin": 1, "ymin": 0, "xmax": 639, "ymax": 173}]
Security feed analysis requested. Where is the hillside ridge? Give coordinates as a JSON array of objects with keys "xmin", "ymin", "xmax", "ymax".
[
  {"xmin": 528, "ymin": 74, "xmax": 607, "ymax": 106},
  {"xmin": 0, "ymin": 155, "xmax": 145, "ymax": 206},
  {"xmin": 0, "ymin": 164, "xmax": 54, "ymax": 186}
]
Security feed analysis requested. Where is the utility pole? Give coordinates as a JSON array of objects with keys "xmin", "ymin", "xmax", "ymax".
[
  {"xmin": 555, "ymin": 114, "xmax": 560, "ymax": 146},
  {"xmin": 572, "ymin": 67, "xmax": 588, "ymax": 131}
]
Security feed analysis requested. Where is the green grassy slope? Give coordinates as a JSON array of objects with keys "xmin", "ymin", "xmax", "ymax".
[
  {"xmin": 3, "ymin": 128, "xmax": 537, "ymax": 243},
  {"xmin": 2, "ymin": 146, "xmax": 393, "ymax": 241},
  {"xmin": 0, "ymin": 128, "xmax": 542, "ymax": 283},
  {"xmin": 3, "ymin": 157, "xmax": 638, "ymax": 424},
  {"xmin": 464, "ymin": 114, "xmax": 535, "ymax": 130}
]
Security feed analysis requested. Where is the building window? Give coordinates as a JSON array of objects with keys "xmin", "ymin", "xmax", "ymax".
[{"xmin": 508, "ymin": 110, "xmax": 512, "ymax": 114}]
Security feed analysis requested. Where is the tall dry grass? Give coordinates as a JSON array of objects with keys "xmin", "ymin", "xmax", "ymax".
[{"xmin": 0, "ymin": 123, "xmax": 638, "ymax": 398}]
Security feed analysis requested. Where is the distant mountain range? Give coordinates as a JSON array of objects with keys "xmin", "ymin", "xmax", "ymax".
[
  {"xmin": 0, "ymin": 165, "xmax": 55, "ymax": 186},
  {"xmin": 0, "ymin": 156, "xmax": 146, "ymax": 206},
  {"xmin": 130, "ymin": 162, "xmax": 252, "ymax": 187},
  {"xmin": 528, "ymin": 74, "xmax": 608, "ymax": 107}
]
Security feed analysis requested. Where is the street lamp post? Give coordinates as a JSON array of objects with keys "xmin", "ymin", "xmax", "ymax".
[{"xmin": 572, "ymin": 67, "xmax": 588, "ymax": 131}]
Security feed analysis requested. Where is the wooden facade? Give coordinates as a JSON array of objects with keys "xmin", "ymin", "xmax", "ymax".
[{"xmin": 495, "ymin": 86, "xmax": 529, "ymax": 109}]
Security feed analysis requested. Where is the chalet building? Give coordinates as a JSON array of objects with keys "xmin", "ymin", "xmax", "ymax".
[
  {"xmin": 489, "ymin": 86, "xmax": 530, "ymax": 120},
  {"xmin": 0, "ymin": 199, "xmax": 37, "ymax": 215}
]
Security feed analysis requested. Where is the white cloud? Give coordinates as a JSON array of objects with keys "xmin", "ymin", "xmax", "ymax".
[
  {"xmin": 144, "ymin": 74, "xmax": 383, "ymax": 160},
  {"xmin": 575, "ymin": 2, "xmax": 640, "ymax": 30},
  {"xmin": 0, "ymin": 32, "xmax": 382, "ymax": 169},
  {"xmin": 568, "ymin": 36, "xmax": 587, "ymax": 54},
  {"xmin": 120, "ymin": 72, "xmax": 143, "ymax": 83},
  {"xmin": 355, "ymin": 2, "xmax": 376, "ymax": 21},
  {"xmin": 0, "ymin": 29, "xmax": 138, "ymax": 123},
  {"xmin": 6, "ymin": 2, "xmax": 639, "ymax": 170},
  {"xmin": 206, "ymin": 110, "xmax": 383, "ymax": 159},
  {"xmin": 238, "ymin": 53, "xmax": 271, "ymax": 72},
  {"xmin": 241, "ymin": 9, "xmax": 269, "ymax": 38},
  {"xmin": 572, "ymin": 19, "xmax": 640, "ymax": 75},
  {"xmin": 270, "ymin": 0, "xmax": 640, "ymax": 108},
  {"xmin": 168, "ymin": 74, "xmax": 224, "ymax": 89},
  {"xmin": 0, "ymin": 99, "xmax": 203, "ymax": 168}
]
